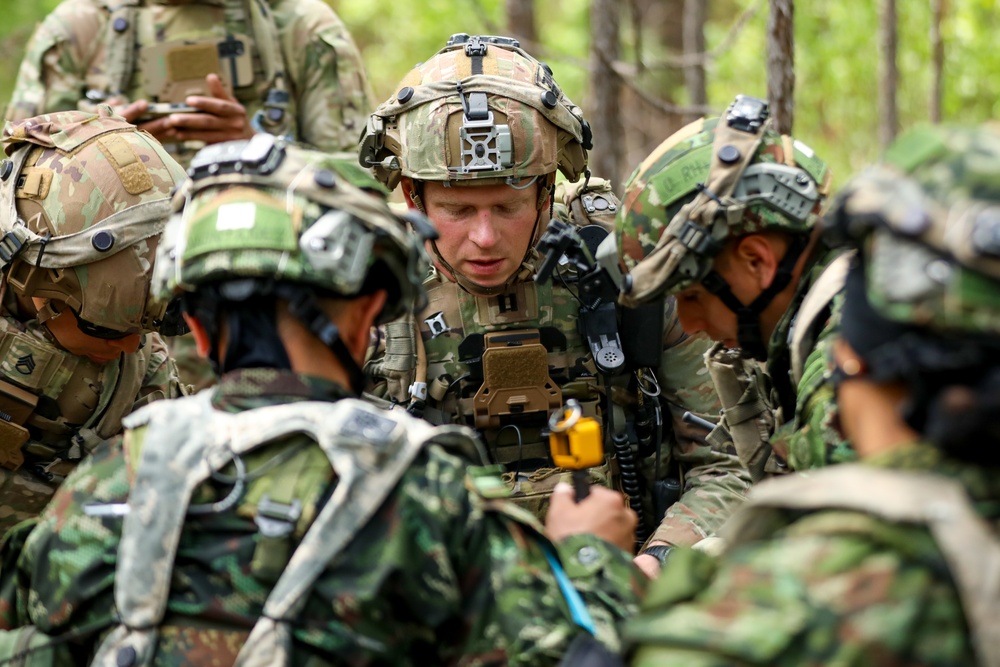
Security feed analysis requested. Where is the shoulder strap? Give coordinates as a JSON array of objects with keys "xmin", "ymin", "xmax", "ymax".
[
  {"xmin": 99, "ymin": 0, "xmax": 140, "ymax": 98},
  {"xmin": 726, "ymin": 465, "xmax": 1000, "ymax": 667},
  {"xmin": 789, "ymin": 251, "xmax": 853, "ymax": 387},
  {"xmin": 91, "ymin": 395, "xmax": 437, "ymax": 667},
  {"xmin": 233, "ymin": 400, "xmax": 436, "ymax": 666}
]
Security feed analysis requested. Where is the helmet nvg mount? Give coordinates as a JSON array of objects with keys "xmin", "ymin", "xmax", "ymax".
[
  {"xmin": 359, "ymin": 33, "xmax": 593, "ymax": 296},
  {"xmin": 613, "ymin": 94, "xmax": 831, "ymax": 359},
  {"xmin": 0, "ymin": 107, "xmax": 185, "ymax": 336},
  {"xmin": 360, "ymin": 33, "xmax": 591, "ymax": 190},
  {"xmin": 155, "ymin": 134, "xmax": 433, "ymax": 391}
]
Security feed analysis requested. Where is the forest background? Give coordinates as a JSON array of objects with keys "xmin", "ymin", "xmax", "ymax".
[{"xmin": 1, "ymin": 0, "xmax": 997, "ymax": 191}]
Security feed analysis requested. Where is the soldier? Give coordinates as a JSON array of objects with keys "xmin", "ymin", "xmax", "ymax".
[
  {"xmin": 6, "ymin": 0, "xmax": 375, "ymax": 391},
  {"xmin": 613, "ymin": 95, "xmax": 845, "ymax": 480},
  {"xmin": 0, "ymin": 137, "xmax": 645, "ymax": 665},
  {"xmin": 625, "ymin": 123, "xmax": 1000, "ymax": 666},
  {"xmin": 0, "ymin": 107, "xmax": 186, "ymax": 535},
  {"xmin": 360, "ymin": 34, "xmax": 748, "ymax": 579}
]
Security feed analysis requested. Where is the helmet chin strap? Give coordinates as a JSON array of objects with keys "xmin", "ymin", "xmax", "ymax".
[
  {"xmin": 700, "ymin": 234, "xmax": 808, "ymax": 361},
  {"xmin": 279, "ymin": 286, "xmax": 366, "ymax": 395}
]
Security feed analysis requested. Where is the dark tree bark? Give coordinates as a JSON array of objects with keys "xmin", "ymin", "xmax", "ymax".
[
  {"xmin": 930, "ymin": 0, "xmax": 944, "ymax": 123},
  {"xmin": 683, "ymin": 0, "xmax": 707, "ymax": 124},
  {"xmin": 766, "ymin": 0, "xmax": 795, "ymax": 134},
  {"xmin": 589, "ymin": 0, "xmax": 624, "ymax": 187},
  {"xmin": 879, "ymin": 0, "xmax": 899, "ymax": 147},
  {"xmin": 506, "ymin": 0, "xmax": 537, "ymax": 49}
]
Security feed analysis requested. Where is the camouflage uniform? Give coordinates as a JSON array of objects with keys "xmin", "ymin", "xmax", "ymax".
[
  {"xmin": 5, "ymin": 0, "xmax": 375, "ymax": 392},
  {"xmin": 614, "ymin": 101, "xmax": 849, "ymax": 479},
  {"xmin": 625, "ymin": 124, "xmax": 1000, "ymax": 666},
  {"xmin": 0, "ymin": 369, "xmax": 644, "ymax": 665},
  {"xmin": 361, "ymin": 36, "xmax": 746, "ymax": 550},
  {"xmin": 5, "ymin": 0, "xmax": 372, "ymax": 157},
  {"xmin": 0, "ymin": 108, "xmax": 185, "ymax": 534},
  {"xmin": 0, "ymin": 139, "xmax": 644, "ymax": 665}
]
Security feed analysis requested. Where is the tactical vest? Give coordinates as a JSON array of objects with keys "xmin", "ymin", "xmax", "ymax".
[
  {"xmin": 369, "ymin": 179, "xmax": 671, "ymax": 527},
  {"xmin": 704, "ymin": 248, "xmax": 851, "ymax": 481},
  {"xmin": 0, "ymin": 309, "xmax": 162, "ymax": 529},
  {"xmin": 90, "ymin": 391, "xmax": 452, "ymax": 667},
  {"xmin": 90, "ymin": 0, "xmax": 294, "ymax": 159},
  {"xmin": 721, "ymin": 464, "xmax": 1000, "ymax": 667}
]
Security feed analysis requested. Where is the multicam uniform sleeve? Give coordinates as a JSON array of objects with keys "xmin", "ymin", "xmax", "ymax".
[
  {"xmin": 5, "ymin": 1, "xmax": 104, "ymax": 121},
  {"xmin": 649, "ymin": 298, "xmax": 750, "ymax": 547},
  {"xmin": 625, "ymin": 511, "xmax": 976, "ymax": 666},
  {"xmin": 133, "ymin": 332, "xmax": 188, "ymax": 408},
  {"xmin": 272, "ymin": 0, "xmax": 374, "ymax": 152}
]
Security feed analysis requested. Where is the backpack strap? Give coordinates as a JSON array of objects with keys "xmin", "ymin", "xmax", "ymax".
[
  {"xmin": 789, "ymin": 251, "xmax": 853, "ymax": 387},
  {"xmin": 233, "ymin": 403, "xmax": 443, "ymax": 666},
  {"xmin": 726, "ymin": 465, "xmax": 1000, "ymax": 667}
]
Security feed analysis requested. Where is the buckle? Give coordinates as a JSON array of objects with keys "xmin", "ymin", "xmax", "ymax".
[
  {"xmin": 677, "ymin": 219, "xmax": 717, "ymax": 255},
  {"xmin": 254, "ymin": 495, "xmax": 302, "ymax": 538},
  {"xmin": 0, "ymin": 228, "xmax": 27, "ymax": 264}
]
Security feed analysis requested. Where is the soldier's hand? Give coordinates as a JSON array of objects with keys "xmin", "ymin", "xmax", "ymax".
[
  {"xmin": 141, "ymin": 74, "xmax": 254, "ymax": 145},
  {"xmin": 116, "ymin": 98, "xmax": 149, "ymax": 124},
  {"xmin": 545, "ymin": 482, "xmax": 637, "ymax": 552}
]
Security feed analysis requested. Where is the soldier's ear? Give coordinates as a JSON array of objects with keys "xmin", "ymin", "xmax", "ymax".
[
  {"xmin": 733, "ymin": 234, "xmax": 780, "ymax": 290},
  {"xmin": 183, "ymin": 313, "xmax": 212, "ymax": 358}
]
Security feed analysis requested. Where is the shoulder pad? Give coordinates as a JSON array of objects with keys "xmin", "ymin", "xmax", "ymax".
[{"xmin": 553, "ymin": 176, "xmax": 619, "ymax": 233}]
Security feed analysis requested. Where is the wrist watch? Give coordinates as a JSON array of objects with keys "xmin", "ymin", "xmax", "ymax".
[{"xmin": 640, "ymin": 544, "xmax": 673, "ymax": 565}]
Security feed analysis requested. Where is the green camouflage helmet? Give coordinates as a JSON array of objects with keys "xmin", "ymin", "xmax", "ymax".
[
  {"xmin": 0, "ymin": 107, "xmax": 185, "ymax": 335},
  {"xmin": 153, "ymin": 134, "xmax": 431, "ymax": 323},
  {"xmin": 359, "ymin": 33, "xmax": 591, "ymax": 191},
  {"xmin": 615, "ymin": 96, "xmax": 831, "ymax": 306},
  {"xmin": 825, "ymin": 123, "xmax": 1000, "ymax": 337}
]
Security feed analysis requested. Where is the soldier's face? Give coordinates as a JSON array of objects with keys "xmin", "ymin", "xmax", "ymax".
[
  {"xmin": 417, "ymin": 181, "xmax": 541, "ymax": 288},
  {"xmin": 35, "ymin": 299, "xmax": 142, "ymax": 365},
  {"xmin": 674, "ymin": 248, "xmax": 769, "ymax": 347}
]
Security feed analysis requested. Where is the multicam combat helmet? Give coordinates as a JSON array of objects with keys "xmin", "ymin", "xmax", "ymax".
[
  {"xmin": 0, "ymin": 107, "xmax": 185, "ymax": 337},
  {"xmin": 359, "ymin": 34, "xmax": 591, "ymax": 296},
  {"xmin": 154, "ymin": 134, "xmax": 432, "ymax": 325},
  {"xmin": 359, "ymin": 33, "xmax": 591, "ymax": 191}
]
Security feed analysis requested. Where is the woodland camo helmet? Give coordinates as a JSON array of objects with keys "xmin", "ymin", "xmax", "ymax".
[
  {"xmin": 614, "ymin": 94, "xmax": 831, "ymax": 359},
  {"xmin": 153, "ymin": 135, "xmax": 433, "ymax": 388},
  {"xmin": 359, "ymin": 33, "xmax": 592, "ymax": 295},
  {"xmin": 0, "ymin": 107, "xmax": 185, "ymax": 337},
  {"xmin": 825, "ymin": 123, "xmax": 1000, "ymax": 462}
]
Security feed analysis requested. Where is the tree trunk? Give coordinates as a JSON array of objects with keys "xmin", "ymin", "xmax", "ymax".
[
  {"xmin": 879, "ymin": 0, "xmax": 898, "ymax": 147},
  {"xmin": 506, "ymin": 0, "xmax": 537, "ymax": 50},
  {"xmin": 930, "ymin": 0, "xmax": 944, "ymax": 123},
  {"xmin": 589, "ymin": 0, "xmax": 624, "ymax": 187},
  {"xmin": 683, "ymin": 0, "xmax": 707, "ymax": 124},
  {"xmin": 766, "ymin": 0, "xmax": 795, "ymax": 134}
]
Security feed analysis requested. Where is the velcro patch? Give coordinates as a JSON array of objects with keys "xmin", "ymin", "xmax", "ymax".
[{"xmin": 97, "ymin": 134, "xmax": 153, "ymax": 195}]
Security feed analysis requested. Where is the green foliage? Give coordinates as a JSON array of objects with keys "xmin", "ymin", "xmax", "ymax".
[{"xmin": 2, "ymin": 0, "xmax": 998, "ymax": 190}]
